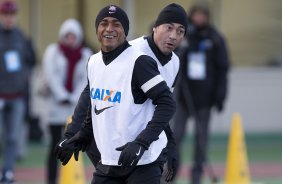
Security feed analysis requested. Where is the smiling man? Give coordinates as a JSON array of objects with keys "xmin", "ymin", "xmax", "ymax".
[
  {"xmin": 55, "ymin": 3, "xmax": 188, "ymax": 183},
  {"xmin": 57, "ymin": 5, "xmax": 176, "ymax": 184}
]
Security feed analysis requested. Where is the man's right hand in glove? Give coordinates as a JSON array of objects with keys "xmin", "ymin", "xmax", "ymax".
[
  {"xmin": 55, "ymin": 137, "xmax": 79, "ymax": 165},
  {"xmin": 67, "ymin": 131, "xmax": 92, "ymax": 152},
  {"xmin": 55, "ymin": 130, "xmax": 92, "ymax": 165}
]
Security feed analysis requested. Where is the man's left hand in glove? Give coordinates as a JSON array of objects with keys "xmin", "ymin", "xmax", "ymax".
[{"xmin": 115, "ymin": 141, "xmax": 148, "ymax": 167}]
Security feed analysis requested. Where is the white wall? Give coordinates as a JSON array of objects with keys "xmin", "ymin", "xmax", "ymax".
[{"xmin": 210, "ymin": 67, "xmax": 282, "ymax": 134}]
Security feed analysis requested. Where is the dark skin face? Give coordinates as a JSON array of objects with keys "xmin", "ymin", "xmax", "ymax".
[
  {"xmin": 96, "ymin": 17, "xmax": 126, "ymax": 52},
  {"xmin": 153, "ymin": 23, "xmax": 185, "ymax": 55}
]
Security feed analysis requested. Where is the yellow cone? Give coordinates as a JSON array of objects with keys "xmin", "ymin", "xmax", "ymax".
[
  {"xmin": 59, "ymin": 116, "xmax": 86, "ymax": 184},
  {"xmin": 225, "ymin": 113, "xmax": 251, "ymax": 184},
  {"xmin": 59, "ymin": 153, "xmax": 86, "ymax": 184},
  {"xmin": 65, "ymin": 116, "xmax": 73, "ymax": 131}
]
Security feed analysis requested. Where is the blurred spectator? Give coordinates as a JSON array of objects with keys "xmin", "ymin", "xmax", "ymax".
[
  {"xmin": 173, "ymin": 3, "xmax": 230, "ymax": 184},
  {"xmin": 18, "ymin": 16, "xmax": 37, "ymax": 163},
  {"xmin": 0, "ymin": 1, "xmax": 36, "ymax": 183},
  {"xmin": 42, "ymin": 18, "xmax": 92, "ymax": 184}
]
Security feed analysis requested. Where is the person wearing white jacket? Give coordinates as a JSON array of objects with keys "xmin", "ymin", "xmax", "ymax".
[{"xmin": 42, "ymin": 18, "xmax": 92, "ymax": 184}]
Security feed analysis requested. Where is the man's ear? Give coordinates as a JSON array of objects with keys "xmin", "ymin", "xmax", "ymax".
[{"xmin": 153, "ymin": 27, "xmax": 156, "ymax": 33}]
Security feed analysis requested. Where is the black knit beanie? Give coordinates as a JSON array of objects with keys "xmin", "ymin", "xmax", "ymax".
[
  {"xmin": 154, "ymin": 3, "xmax": 188, "ymax": 34},
  {"xmin": 95, "ymin": 5, "xmax": 129, "ymax": 36}
]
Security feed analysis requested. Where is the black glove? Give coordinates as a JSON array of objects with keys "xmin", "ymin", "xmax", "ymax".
[
  {"xmin": 163, "ymin": 125, "xmax": 178, "ymax": 182},
  {"xmin": 215, "ymin": 101, "xmax": 223, "ymax": 112},
  {"xmin": 59, "ymin": 99, "xmax": 71, "ymax": 105},
  {"xmin": 67, "ymin": 131, "xmax": 92, "ymax": 152},
  {"xmin": 55, "ymin": 137, "xmax": 79, "ymax": 165},
  {"xmin": 115, "ymin": 141, "xmax": 147, "ymax": 167},
  {"xmin": 163, "ymin": 149, "xmax": 177, "ymax": 182}
]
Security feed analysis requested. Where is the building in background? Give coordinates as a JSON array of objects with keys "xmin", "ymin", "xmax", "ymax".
[
  {"xmin": 7, "ymin": 0, "xmax": 282, "ymax": 135},
  {"xmin": 13, "ymin": 0, "xmax": 282, "ymax": 67}
]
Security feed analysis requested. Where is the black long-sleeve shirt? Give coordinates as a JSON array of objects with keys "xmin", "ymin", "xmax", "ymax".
[{"xmin": 65, "ymin": 41, "xmax": 176, "ymax": 164}]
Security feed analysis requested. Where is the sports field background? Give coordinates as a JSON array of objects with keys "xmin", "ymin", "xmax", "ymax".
[
  {"xmin": 8, "ymin": 133, "xmax": 282, "ymax": 184},
  {"xmin": 2, "ymin": 66, "xmax": 281, "ymax": 184}
]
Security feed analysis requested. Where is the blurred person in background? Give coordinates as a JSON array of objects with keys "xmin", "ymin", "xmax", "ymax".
[
  {"xmin": 0, "ymin": 1, "xmax": 36, "ymax": 183},
  {"xmin": 42, "ymin": 18, "xmax": 92, "ymax": 184},
  {"xmin": 173, "ymin": 2, "xmax": 230, "ymax": 184}
]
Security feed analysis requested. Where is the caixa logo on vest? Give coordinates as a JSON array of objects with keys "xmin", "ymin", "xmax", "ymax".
[{"xmin": 90, "ymin": 88, "xmax": 121, "ymax": 103}]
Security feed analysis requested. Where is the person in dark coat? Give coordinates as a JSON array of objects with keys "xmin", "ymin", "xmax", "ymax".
[
  {"xmin": 173, "ymin": 3, "xmax": 230, "ymax": 184},
  {"xmin": 0, "ymin": 1, "xmax": 35, "ymax": 183}
]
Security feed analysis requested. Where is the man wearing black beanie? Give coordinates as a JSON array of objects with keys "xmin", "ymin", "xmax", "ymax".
[
  {"xmin": 155, "ymin": 3, "xmax": 188, "ymax": 34},
  {"xmin": 55, "ymin": 3, "xmax": 189, "ymax": 183},
  {"xmin": 55, "ymin": 4, "xmax": 176, "ymax": 184},
  {"xmin": 129, "ymin": 3, "xmax": 188, "ymax": 182},
  {"xmin": 95, "ymin": 5, "xmax": 129, "ymax": 36}
]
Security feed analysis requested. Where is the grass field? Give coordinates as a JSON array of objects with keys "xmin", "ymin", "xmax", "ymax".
[
  {"xmin": 175, "ymin": 133, "xmax": 282, "ymax": 184},
  {"xmin": 2, "ymin": 133, "xmax": 281, "ymax": 184}
]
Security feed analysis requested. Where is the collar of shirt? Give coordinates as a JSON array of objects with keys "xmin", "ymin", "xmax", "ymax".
[
  {"xmin": 145, "ymin": 34, "xmax": 172, "ymax": 66},
  {"xmin": 0, "ymin": 24, "xmax": 13, "ymax": 33},
  {"xmin": 101, "ymin": 41, "xmax": 130, "ymax": 65}
]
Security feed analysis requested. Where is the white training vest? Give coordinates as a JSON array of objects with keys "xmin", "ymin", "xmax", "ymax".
[
  {"xmin": 87, "ymin": 46, "xmax": 167, "ymax": 166},
  {"xmin": 129, "ymin": 36, "xmax": 180, "ymax": 91}
]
